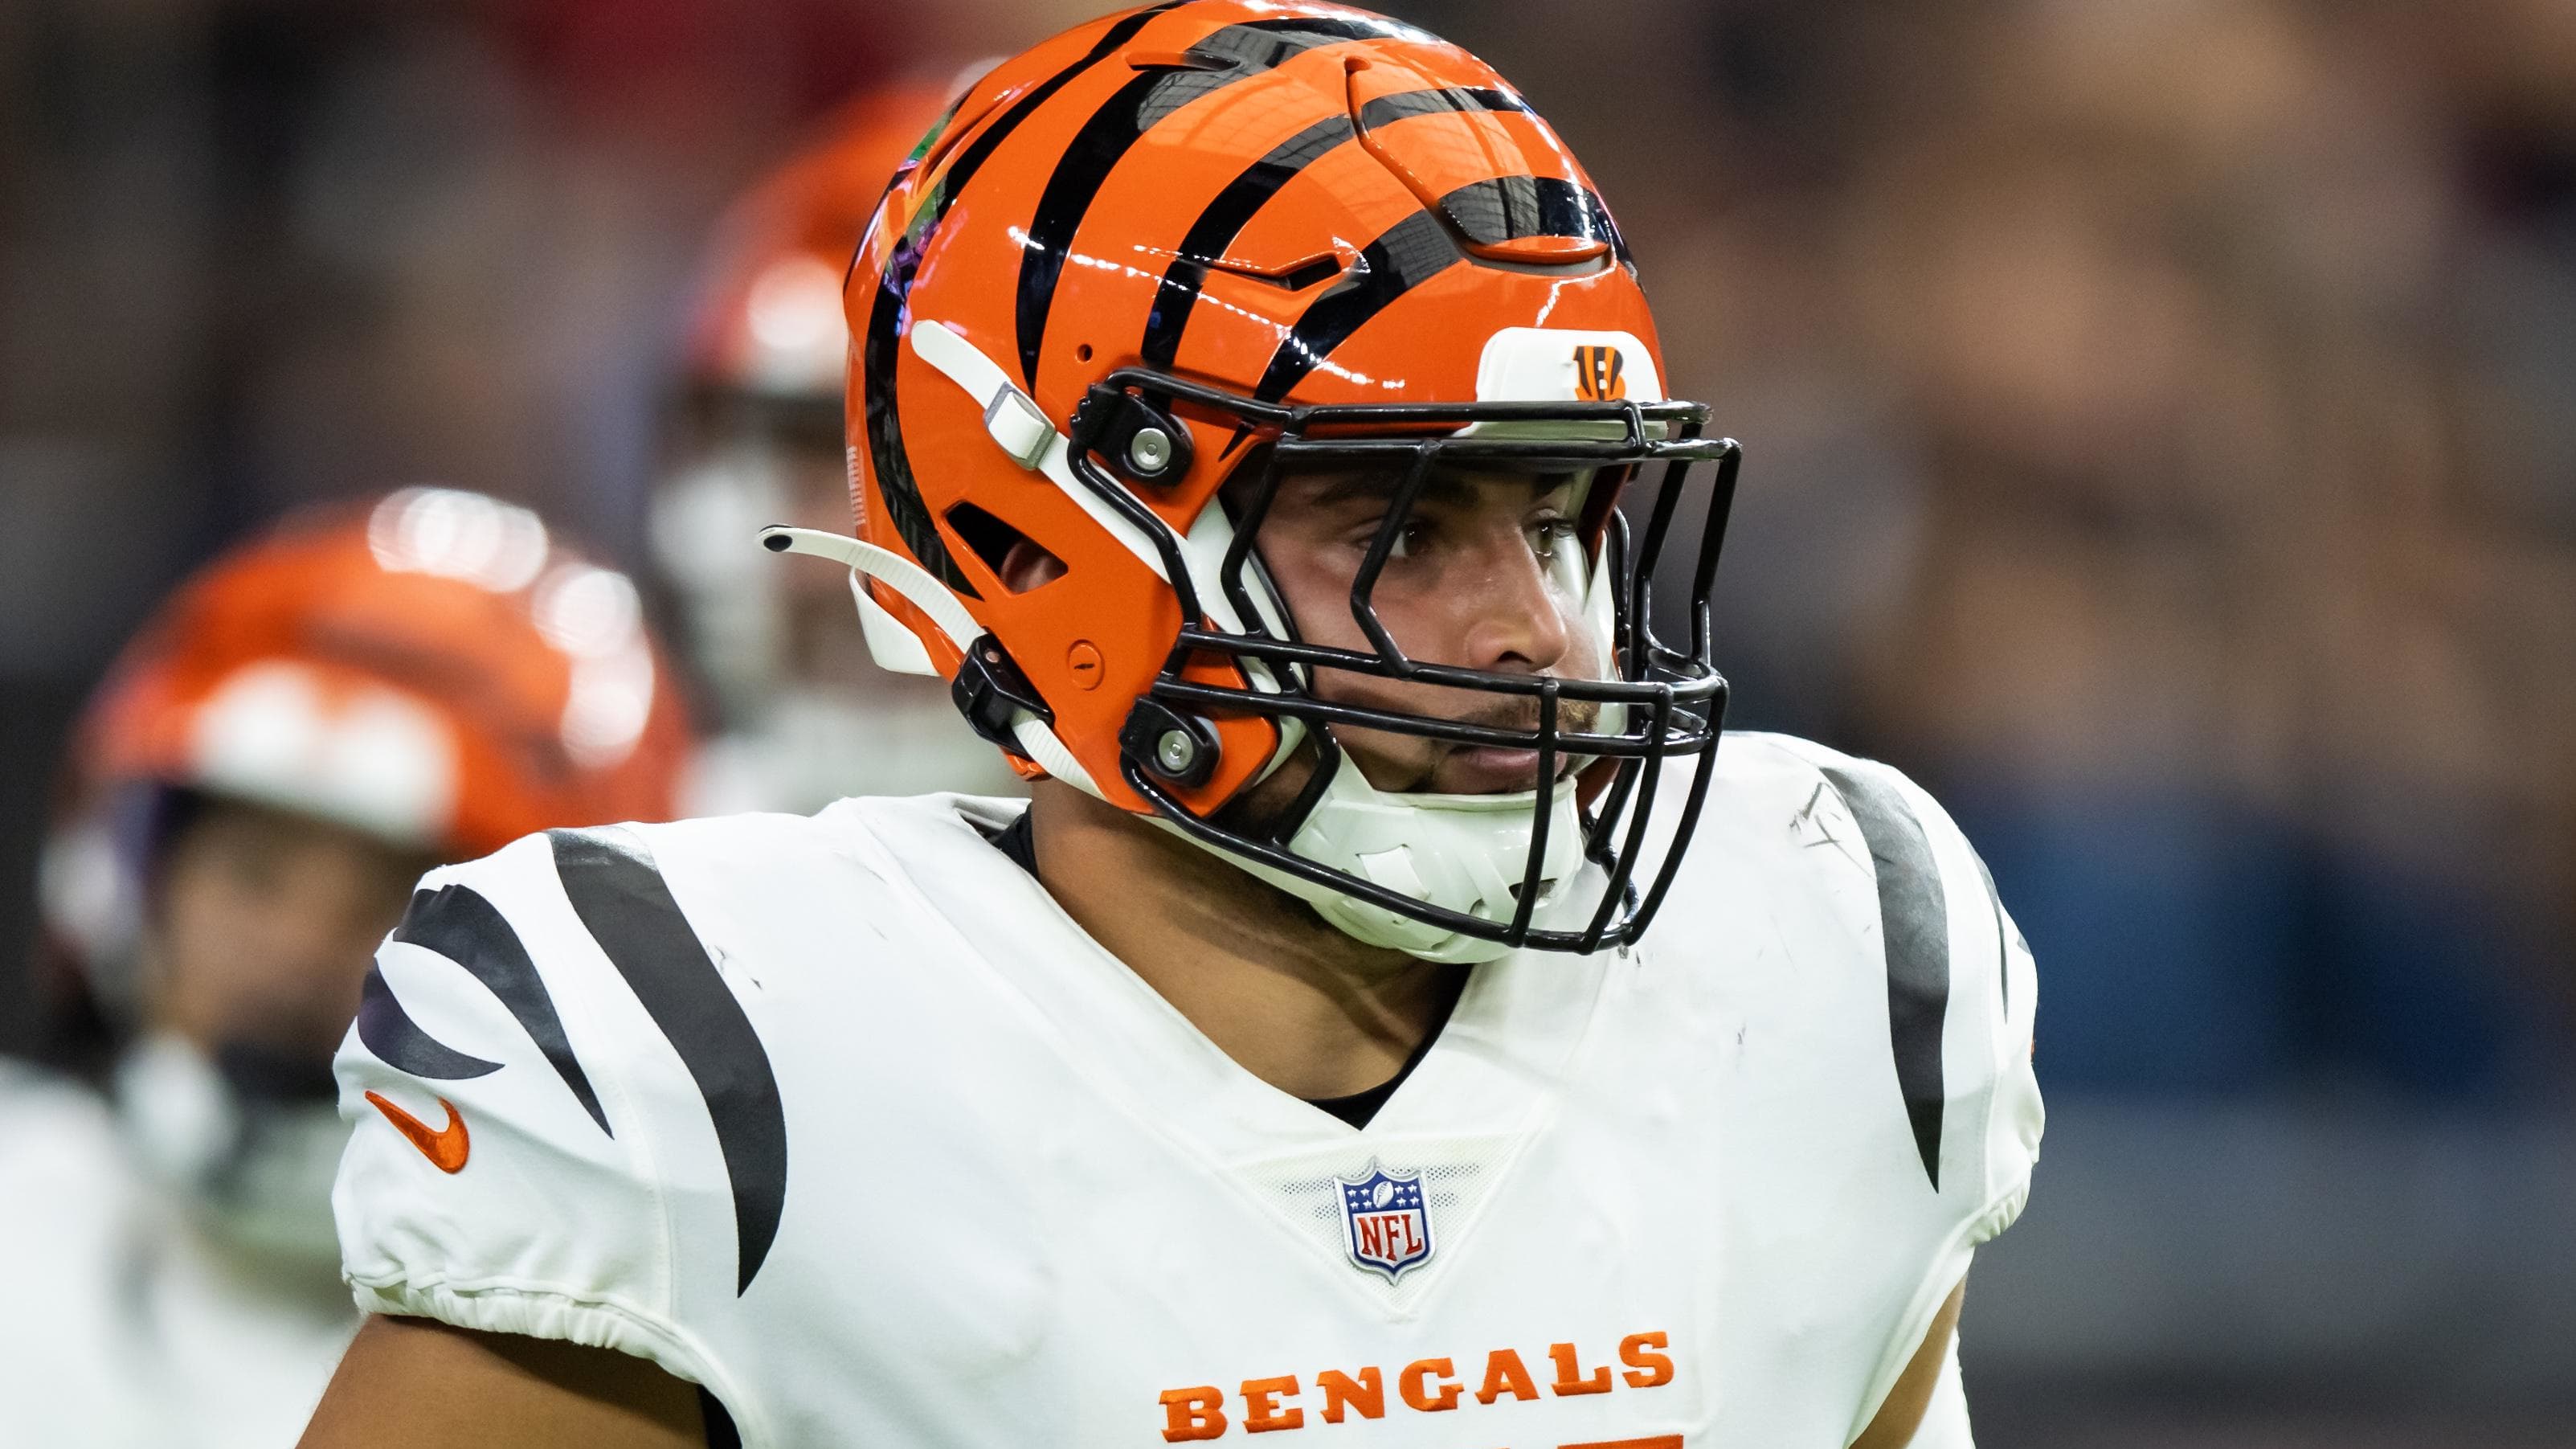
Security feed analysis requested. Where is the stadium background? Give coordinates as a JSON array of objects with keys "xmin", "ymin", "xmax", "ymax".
[{"xmin": 2, "ymin": 0, "xmax": 2570, "ymax": 1442}]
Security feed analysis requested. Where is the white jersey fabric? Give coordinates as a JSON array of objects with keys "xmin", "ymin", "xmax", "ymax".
[
  {"xmin": 0, "ymin": 1062, "xmax": 358, "ymax": 1449},
  {"xmin": 332, "ymin": 731, "xmax": 2042, "ymax": 1447}
]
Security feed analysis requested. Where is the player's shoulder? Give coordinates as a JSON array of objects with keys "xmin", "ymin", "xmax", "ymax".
[
  {"xmin": 333, "ymin": 795, "xmax": 1028, "ymax": 1400},
  {"xmin": 1707, "ymin": 727, "xmax": 1859, "ymax": 788},
  {"xmin": 1678, "ymin": 727, "xmax": 2026, "ymax": 1021},
  {"xmin": 358, "ymin": 794, "xmax": 1020, "ymax": 1107},
  {"xmin": 1706, "ymin": 730, "xmax": 1956, "ymax": 833},
  {"xmin": 610, "ymin": 789, "xmax": 1024, "ymax": 893},
  {"xmin": 333, "ymin": 812, "xmax": 847, "ymax": 1390},
  {"xmin": 1652, "ymin": 731, "xmax": 2042, "ymax": 1223},
  {"xmin": 365, "ymin": 812, "xmax": 846, "ymax": 1056},
  {"xmin": 408, "ymin": 793, "xmax": 1014, "ymax": 961},
  {"xmin": 1670, "ymin": 731, "xmax": 1993, "ymax": 912},
  {"xmin": 423, "ymin": 802, "xmax": 877, "ymax": 911},
  {"xmin": 1656, "ymin": 737, "xmax": 2042, "ymax": 1435}
]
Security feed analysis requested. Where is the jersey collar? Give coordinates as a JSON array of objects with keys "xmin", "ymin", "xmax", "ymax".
[{"xmin": 844, "ymin": 795, "xmax": 1614, "ymax": 1160}]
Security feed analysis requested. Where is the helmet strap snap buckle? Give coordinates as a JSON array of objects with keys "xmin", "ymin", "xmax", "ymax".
[
  {"xmin": 1071, "ymin": 383, "xmax": 1195, "ymax": 489},
  {"xmin": 1120, "ymin": 698, "xmax": 1219, "ymax": 787}
]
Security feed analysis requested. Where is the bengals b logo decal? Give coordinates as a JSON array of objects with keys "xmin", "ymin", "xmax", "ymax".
[{"xmin": 1572, "ymin": 344, "xmax": 1626, "ymax": 402}]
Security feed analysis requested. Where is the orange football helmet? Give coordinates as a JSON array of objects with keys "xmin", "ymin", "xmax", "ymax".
[
  {"xmin": 654, "ymin": 72, "xmax": 1028, "ymax": 809},
  {"xmin": 779, "ymin": 1, "xmax": 1740, "ymax": 961},
  {"xmin": 683, "ymin": 78, "xmax": 976, "ymax": 428},
  {"xmin": 43, "ymin": 489, "xmax": 693, "ymax": 974}
]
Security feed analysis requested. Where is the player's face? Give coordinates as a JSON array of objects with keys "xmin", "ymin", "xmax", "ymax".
[
  {"xmin": 145, "ymin": 796, "xmax": 435, "ymax": 1062},
  {"xmin": 1249, "ymin": 461, "xmax": 1607, "ymax": 796}
]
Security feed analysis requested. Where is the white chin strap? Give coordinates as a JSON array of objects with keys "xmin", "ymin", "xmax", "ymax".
[{"xmin": 776, "ymin": 317, "xmax": 1633, "ymax": 962}]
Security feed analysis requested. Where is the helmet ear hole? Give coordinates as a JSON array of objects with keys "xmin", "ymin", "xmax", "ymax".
[{"xmin": 942, "ymin": 502, "xmax": 1066, "ymax": 595}]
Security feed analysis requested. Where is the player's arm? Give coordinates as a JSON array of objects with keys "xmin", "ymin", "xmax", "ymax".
[
  {"xmin": 300, "ymin": 1316, "xmax": 706, "ymax": 1449},
  {"xmin": 321, "ymin": 830, "xmax": 758, "ymax": 1446},
  {"xmin": 1848, "ymin": 1277, "xmax": 1967, "ymax": 1449}
]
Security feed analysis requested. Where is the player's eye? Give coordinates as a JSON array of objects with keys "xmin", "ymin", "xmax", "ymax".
[
  {"xmin": 1526, "ymin": 518, "xmax": 1578, "ymax": 560},
  {"xmin": 1384, "ymin": 518, "xmax": 1432, "ymax": 559}
]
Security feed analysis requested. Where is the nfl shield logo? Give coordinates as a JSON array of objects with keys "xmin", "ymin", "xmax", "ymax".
[{"xmin": 1337, "ymin": 1160, "xmax": 1433, "ymax": 1283}]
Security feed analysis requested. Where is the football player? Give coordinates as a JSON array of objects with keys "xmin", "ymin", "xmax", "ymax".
[
  {"xmin": 306, "ymin": 6, "xmax": 2042, "ymax": 1447},
  {"xmin": 0, "ymin": 489, "xmax": 690, "ymax": 1449},
  {"xmin": 652, "ymin": 71, "xmax": 1026, "ymax": 814}
]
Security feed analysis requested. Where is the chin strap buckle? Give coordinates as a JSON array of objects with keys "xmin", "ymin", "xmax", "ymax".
[
  {"xmin": 1120, "ymin": 698, "xmax": 1219, "ymax": 788},
  {"xmin": 951, "ymin": 635, "xmax": 1053, "ymax": 759},
  {"xmin": 1071, "ymin": 383, "xmax": 1195, "ymax": 489}
]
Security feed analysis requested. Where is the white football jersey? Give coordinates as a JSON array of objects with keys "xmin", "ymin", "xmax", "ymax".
[{"xmin": 331, "ymin": 731, "xmax": 2041, "ymax": 1448}]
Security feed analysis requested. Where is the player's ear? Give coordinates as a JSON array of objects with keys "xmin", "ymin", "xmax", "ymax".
[{"xmin": 998, "ymin": 537, "xmax": 1066, "ymax": 594}]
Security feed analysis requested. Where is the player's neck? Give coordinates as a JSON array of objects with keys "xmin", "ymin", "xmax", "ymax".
[{"xmin": 1025, "ymin": 781, "xmax": 1466, "ymax": 1102}]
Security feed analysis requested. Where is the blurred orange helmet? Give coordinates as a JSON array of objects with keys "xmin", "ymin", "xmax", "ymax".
[
  {"xmin": 684, "ymin": 76, "xmax": 983, "ymax": 424},
  {"xmin": 652, "ymin": 69, "xmax": 1032, "ymax": 809},
  {"xmin": 785, "ymin": 1, "xmax": 1741, "ymax": 962},
  {"xmin": 43, "ymin": 489, "xmax": 693, "ymax": 968}
]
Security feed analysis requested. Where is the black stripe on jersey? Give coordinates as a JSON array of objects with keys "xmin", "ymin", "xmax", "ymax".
[
  {"xmin": 1012, "ymin": 14, "xmax": 1395, "ymax": 387},
  {"xmin": 378, "ymin": 883, "xmax": 614, "ymax": 1136},
  {"xmin": 1820, "ymin": 766, "xmax": 1951, "ymax": 1189},
  {"xmin": 1973, "ymin": 851, "xmax": 2010, "ymax": 1018},
  {"xmin": 548, "ymin": 827, "xmax": 787, "ymax": 1296},
  {"xmin": 860, "ymin": 1, "xmax": 1187, "ymax": 599},
  {"xmin": 1139, "ymin": 86, "xmax": 1527, "ymax": 371},
  {"xmin": 356, "ymin": 967, "xmax": 501, "ymax": 1082}
]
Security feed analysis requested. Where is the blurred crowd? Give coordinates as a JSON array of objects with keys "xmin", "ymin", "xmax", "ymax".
[
  {"xmin": 1441, "ymin": 0, "xmax": 2576, "ymax": 1101},
  {"xmin": 10, "ymin": 0, "xmax": 2569, "ymax": 1092},
  {"xmin": 2, "ymin": 0, "xmax": 2571, "ymax": 1439}
]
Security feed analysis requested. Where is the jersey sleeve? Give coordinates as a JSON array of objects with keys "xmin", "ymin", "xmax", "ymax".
[
  {"xmin": 330, "ymin": 827, "xmax": 744, "ymax": 1394},
  {"xmin": 1728, "ymin": 735, "xmax": 2042, "ymax": 1439},
  {"xmin": 1881, "ymin": 761, "xmax": 2044, "ymax": 1249},
  {"xmin": 1832, "ymin": 754, "xmax": 2042, "ymax": 1435}
]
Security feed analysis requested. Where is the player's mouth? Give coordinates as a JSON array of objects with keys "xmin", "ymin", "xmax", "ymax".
[
  {"xmin": 1400, "ymin": 691, "xmax": 1607, "ymax": 795},
  {"xmin": 1319, "ymin": 686, "xmax": 1607, "ymax": 796},
  {"xmin": 1429, "ymin": 743, "xmax": 1581, "ymax": 796}
]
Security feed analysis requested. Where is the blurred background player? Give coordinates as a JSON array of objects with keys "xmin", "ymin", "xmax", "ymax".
[
  {"xmin": 0, "ymin": 489, "xmax": 692, "ymax": 1449},
  {"xmin": 652, "ymin": 69, "xmax": 1024, "ymax": 815}
]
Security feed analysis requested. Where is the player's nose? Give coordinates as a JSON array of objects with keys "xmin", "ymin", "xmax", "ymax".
[{"xmin": 1454, "ymin": 536, "xmax": 1575, "ymax": 677}]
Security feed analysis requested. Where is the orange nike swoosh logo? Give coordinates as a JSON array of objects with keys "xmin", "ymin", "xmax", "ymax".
[{"xmin": 366, "ymin": 1091, "xmax": 470, "ymax": 1173}]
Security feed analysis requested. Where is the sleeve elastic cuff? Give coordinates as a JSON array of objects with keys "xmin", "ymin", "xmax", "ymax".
[
  {"xmin": 1967, "ymin": 1171, "xmax": 2032, "ymax": 1248},
  {"xmin": 348, "ymin": 1274, "xmax": 718, "ymax": 1399}
]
